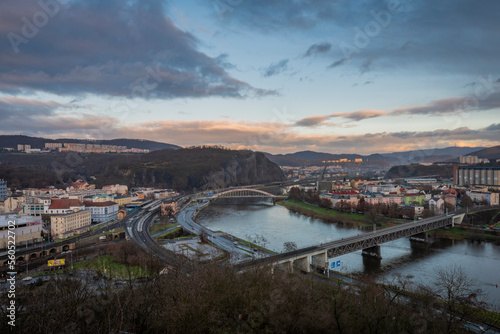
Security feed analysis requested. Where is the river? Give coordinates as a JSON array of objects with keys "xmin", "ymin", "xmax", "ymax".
[{"xmin": 197, "ymin": 203, "xmax": 500, "ymax": 306}]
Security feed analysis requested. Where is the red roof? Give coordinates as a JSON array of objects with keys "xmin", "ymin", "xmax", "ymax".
[
  {"xmin": 329, "ymin": 190, "xmax": 359, "ymax": 195},
  {"xmin": 404, "ymin": 193, "xmax": 420, "ymax": 197},
  {"xmin": 48, "ymin": 199, "xmax": 83, "ymax": 210},
  {"xmin": 83, "ymin": 201, "xmax": 118, "ymax": 207}
]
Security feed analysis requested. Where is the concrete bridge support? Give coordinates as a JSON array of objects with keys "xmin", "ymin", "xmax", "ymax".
[
  {"xmin": 452, "ymin": 214, "xmax": 465, "ymax": 226},
  {"xmin": 311, "ymin": 251, "xmax": 327, "ymax": 269},
  {"xmin": 293, "ymin": 256, "xmax": 310, "ymax": 273},
  {"xmin": 410, "ymin": 232, "xmax": 429, "ymax": 243},
  {"xmin": 362, "ymin": 245, "xmax": 382, "ymax": 259},
  {"xmin": 272, "ymin": 261, "xmax": 293, "ymax": 274}
]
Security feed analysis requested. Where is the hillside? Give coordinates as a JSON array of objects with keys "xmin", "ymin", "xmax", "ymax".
[
  {"xmin": 0, "ymin": 147, "xmax": 285, "ymax": 191},
  {"xmin": 384, "ymin": 164, "xmax": 454, "ymax": 179},
  {"xmin": 0, "ymin": 135, "xmax": 180, "ymax": 151},
  {"xmin": 265, "ymin": 146, "xmax": 487, "ymax": 166},
  {"xmin": 466, "ymin": 145, "xmax": 500, "ymax": 159}
]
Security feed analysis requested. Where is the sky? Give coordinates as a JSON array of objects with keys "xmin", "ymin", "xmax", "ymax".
[{"xmin": 0, "ymin": 0, "xmax": 499, "ymax": 155}]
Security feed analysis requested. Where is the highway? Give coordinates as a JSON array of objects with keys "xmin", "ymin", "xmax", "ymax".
[
  {"xmin": 124, "ymin": 205, "xmax": 195, "ymax": 272},
  {"xmin": 176, "ymin": 204, "xmax": 260, "ymax": 259}
]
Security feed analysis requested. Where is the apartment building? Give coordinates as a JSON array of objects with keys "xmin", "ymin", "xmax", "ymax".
[
  {"xmin": 50, "ymin": 209, "xmax": 91, "ymax": 239},
  {"xmin": 83, "ymin": 201, "xmax": 119, "ymax": 222},
  {"xmin": 0, "ymin": 179, "xmax": 7, "ymax": 201},
  {"xmin": 0, "ymin": 213, "xmax": 43, "ymax": 249}
]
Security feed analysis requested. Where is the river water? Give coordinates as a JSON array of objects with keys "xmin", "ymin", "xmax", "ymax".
[{"xmin": 197, "ymin": 203, "xmax": 500, "ymax": 306}]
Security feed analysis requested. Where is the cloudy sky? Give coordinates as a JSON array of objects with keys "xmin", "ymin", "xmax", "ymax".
[{"xmin": 1, "ymin": 0, "xmax": 499, "ymax": 154}]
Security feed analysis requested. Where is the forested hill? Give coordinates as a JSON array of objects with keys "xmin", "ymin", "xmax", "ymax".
[
  {"xmin": 384, "ymin": 164, "xmax": 454, "ymax": 179},
  {"xmin": 0, "ymin": 147, "xmax": 285, "ymax": 191},
  {"xmin": 0, "ymin": 135, "xmax": 180, "ymax": 151}
]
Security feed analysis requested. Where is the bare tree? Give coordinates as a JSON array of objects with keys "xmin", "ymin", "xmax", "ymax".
[
  {"xmin": 434, "ymin": 265, "xmax": 487, "ymax": 333},
  {"xmin": 283, "ymin": 241, "xmax": 297, "ymax": 252}
]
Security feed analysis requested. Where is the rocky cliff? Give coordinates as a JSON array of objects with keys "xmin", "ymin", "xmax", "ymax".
[
  {"xmin": 130, "ymin": 147, "xmax": 285, "ymax": 190},
  {"xmin": 202, "ymin": 151, "xmax": 286, "ymax": 189}
]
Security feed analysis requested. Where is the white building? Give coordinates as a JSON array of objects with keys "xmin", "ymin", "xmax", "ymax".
[
  {"xmin": 83, "ymin": 201, "xmax": 119, "ymax": 223},
  {"xmin": 429, "ymin": 197, "xmax": 445, "ymax": 214},
  {"xmin": 50, "ymin": 209, "xmax": 91, "ymax": 239},
  {"xmin": 0, "ymin": 213, "xmax": 43, "ymax": 249},
  {"xmin": 45, "ymin": 199, "xmax": 85, "ymax": 214}
]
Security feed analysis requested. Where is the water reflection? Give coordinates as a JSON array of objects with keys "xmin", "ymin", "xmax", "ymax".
[{"xmin": 197, "ymin": 204, "xmax": 500, "ymax": 305}]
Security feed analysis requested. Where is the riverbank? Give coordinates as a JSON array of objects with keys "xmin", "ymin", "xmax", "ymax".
[
  {"xmin": 279, "ymin": 199, "xmax": 386, "ymax": 228},
  {"xmin": 428, "ymin": 226, "xmax": 500, "ymax": 244}
]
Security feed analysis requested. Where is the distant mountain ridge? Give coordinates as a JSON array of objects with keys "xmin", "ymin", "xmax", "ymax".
[
  {"xmin": 0, "ymin": 135, "xmax": 181, "ymax": 151},
  {"xmin": 465, "ymin": 145, "xmax": 500, "ymax": 159},
  {"xmin": 265, "ymin": 146, "xmax": 493, "ymax": 166}
]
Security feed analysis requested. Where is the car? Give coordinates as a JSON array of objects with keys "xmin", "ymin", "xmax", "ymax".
[
  {"xmin": 233, "ymin": 241, "xmax": 239, "ymax": 245},
  {"xmin": 22, "ymin": 276, "xmax": 33, "ymax": 281}
]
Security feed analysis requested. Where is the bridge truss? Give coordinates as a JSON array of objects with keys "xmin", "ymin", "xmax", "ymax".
[
  {"xmin": 212, "ymin": 188, "xmax": 276, "ymax": 199},
  {"xmin": 325, "ymin": 214, "xmax": 463, "ymax": 258}
]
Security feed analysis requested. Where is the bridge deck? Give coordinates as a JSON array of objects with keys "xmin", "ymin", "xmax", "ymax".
[{"xmin": 234, "ymin": 213, "xmax": 464, "ymax": 271}]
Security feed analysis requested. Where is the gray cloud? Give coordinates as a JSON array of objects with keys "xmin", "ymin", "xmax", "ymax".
[
  {"xmin": 304, "ymin": 42, "xmax": 332, "ymax": 57},
  {"xmin": 0, "ymin": 0, "xmax": 273, "ymax": 99},
  {"xmin": 296, "ymin": 88, "xmax": 500, "ymax": 128},
  {"xmin": 0, "ymin": 97, "xmax": 68, "ymax": 119},
  {"xmin": 221, "ymin": 1, "xmax": 500, "ymax": 76},
  {"xmin": 328, "ymin": 58, "xmax": 348, "ymax": 69},
  {"xmin": 262, "ymin": 59, "xmax": 289, "ymax": 77},
  {"xmin": 295, "ymin": 110, "xmax": 387, "ymax": 127},
  {"xmin": 294, "ymin": 115, "xmax": 330, "ymax": 127}
]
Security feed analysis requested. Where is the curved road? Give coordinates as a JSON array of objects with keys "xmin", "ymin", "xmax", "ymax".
[
  {"xmin": 176, "ymin": 203, "xmax": 263, "ymax": 260},
  {"xmin": 125, "ymin": 207, "xmax": 194, "ymax": 272}
]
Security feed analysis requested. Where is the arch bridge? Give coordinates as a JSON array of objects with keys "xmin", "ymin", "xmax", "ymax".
[{"xmin": 206, "ymin": 188, "xmax": 285, "ymax": 200}]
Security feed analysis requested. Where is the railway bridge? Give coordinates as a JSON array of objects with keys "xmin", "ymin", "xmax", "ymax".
[{"xmin": 234, "ymin": 213, "xmax": 466, "ymax": 273}]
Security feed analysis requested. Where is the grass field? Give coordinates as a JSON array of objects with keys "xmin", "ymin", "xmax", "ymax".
[
  {"xmin": 72, "ymin": 254, "xmax": 148, "ymax": 279},
  {"xmin": 281, "ymin": 199, "xmax": 373, "ymax": 227},
  {"xmin": 150, "ymin": 222, "xmax": 178, "ymax": 235}
]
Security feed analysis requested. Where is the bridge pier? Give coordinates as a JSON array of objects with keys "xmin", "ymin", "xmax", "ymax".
[
  {"xmin": 293, "ymin": 256, "xmax": 310, "ymax": 273},
  {"xmin": 362, "ymin": 245, "xmax": 382, "ymax": 259},
  {"xmin": 311, "ymin": 251, "xmax": 327, "ymax": 269},
  {"xmin": 272, "ymin": 261, "xmax": 293, "ymax": 274},
  {"xmin": 410, "ymin": 232, "xmax": 428, "ymax": 243}
]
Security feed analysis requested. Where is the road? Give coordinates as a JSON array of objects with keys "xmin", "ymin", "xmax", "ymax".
[
  {"xmin": 124, "ymin": 206, "xmax": 195, "ymax": 272},
  {"xmin": 176, "ymin": 203, "xmax": 264, "ymax": 260}
]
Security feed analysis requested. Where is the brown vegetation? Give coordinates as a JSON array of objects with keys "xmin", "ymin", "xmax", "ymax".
[{"xmin": 2, "ymin": 258, "xmax": 497, "ymax": 333}]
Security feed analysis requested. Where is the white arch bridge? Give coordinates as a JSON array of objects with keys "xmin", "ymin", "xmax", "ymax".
[{"xmin": 204, "ymin": 188, "xmax": 286, "ymax": 200}]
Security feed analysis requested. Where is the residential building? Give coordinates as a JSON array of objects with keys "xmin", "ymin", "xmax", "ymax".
[
  {"xmin": 429, "ymin": 197, "xmax": 445, "ymax": 214},
  {"xmin": 402, "ymin": 193, "xmax": 425, "ymax": 206},
  {"xmin": 45, "ymin": 142, "xmax": 63, "ymax": 150},
  {"xmin": 90, "ymin": 194, "xmax": 115, "ymax": 202},
  {"xmin": 398, "ymin": 204, "xmax": 424, "ymax": 218},
  {"xmin": 50, "ymin": 209, "xmax": 91, "ymax": 239},
  {"xmin": 0, "ymin": 179, "xmax": 7, "ymax": 201},
  {"xmin": 114, "ymin": 195, "xmax": 132, "ymax": 206},
  {"xmin": 83, "ymin": 201, "xmax": 119, "ymax": 223},
  {"xmin": 103, "ymin": 184, "xmax": 129, "ymax": 195},
  {"xmin": 1, "ymin": 196, "xmax": 25, "ymax": 213},
  {"xmin": 160, "ymin": 200, "xmax": 178, "ymax": 216},
  {"xmin": 467, "ymin": 191, "xmax": 499, "ymax": 206},
  {"xmin": 1, "ymin": 213, "xmax": 43, "ymax": 248},
  {"xmin": 23, "ymin": 201, "xmax": 45, "ymax": 216},
  {"xmin": 45, "ymin": 199, "xmax": 85, "ymax": 214},
  {"xmin": 459, "ymin": 156, "xmax": 480, "ymax": 164}
]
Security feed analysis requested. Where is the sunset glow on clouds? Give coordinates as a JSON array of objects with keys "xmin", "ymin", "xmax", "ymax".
[{"xmin": 0, "ymin": 0, "xmax": 499, "ymax": 154}]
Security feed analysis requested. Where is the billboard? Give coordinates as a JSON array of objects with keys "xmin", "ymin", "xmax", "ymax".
[
  {"xmin": 328, "ymin": 259, "xmax": 342, "ymax": 270},
  {"xmin": 48, "ymin": 259, "xmax": 65, "ymax": 267}
]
